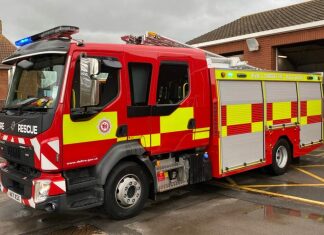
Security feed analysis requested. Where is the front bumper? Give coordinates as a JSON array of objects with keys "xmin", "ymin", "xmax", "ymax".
[
  {"xmin": 35, "ymin": 188, "xmax": 104, "ymax": 211},
  {"xmin": 0, "ymin": 166, "xmax": 104, "ymax": 211},
  {"xmin": 0, "ymin": 165, "xmax": 66, "ymax": 209}
]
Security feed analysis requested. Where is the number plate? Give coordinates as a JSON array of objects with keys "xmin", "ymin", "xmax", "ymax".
[{"xmin": 7, "ymin": 190, "xmax": 22, "ymax": 203}]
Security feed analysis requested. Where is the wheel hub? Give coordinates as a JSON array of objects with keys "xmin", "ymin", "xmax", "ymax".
[
  {"xmin": 115, "ymin": 174, "xmax": 141, "ymax": 208},
  {"xmin": 276, "ymin": 145, "xmax": 288, "ymax": 168}
]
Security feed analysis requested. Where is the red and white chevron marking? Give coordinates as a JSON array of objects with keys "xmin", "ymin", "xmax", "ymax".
[{"xmin": 1, "ymin": 134, "xmax": 60, "ymax": 171}]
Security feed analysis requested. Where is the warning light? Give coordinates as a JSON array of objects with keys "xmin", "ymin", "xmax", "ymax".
[
  {"xmin": 15, "ymin": 37, "xmax": 33, "ymax": 47},
  {"xmin": 15, "ymin": 26, "xmax": 79, "ymax": 47}
]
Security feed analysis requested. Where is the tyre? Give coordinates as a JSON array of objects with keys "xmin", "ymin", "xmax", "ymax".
[
  {"xmin": 268, "ymin": 139, "xmax": 291, "ymax": 175},
  {"xmin": 103, "ymin": 161, "xmax": 149, "ymax": 220}
]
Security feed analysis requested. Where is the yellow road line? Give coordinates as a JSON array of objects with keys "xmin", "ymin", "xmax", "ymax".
[
  {"xmin": 299, "ymin": 165, "xmax": 324, "ymax": 168},
  {"xmin": 311, "ymin": 154, "xmax": 324, "ymax": 157},
  {"xmin": 225, "ymin": 177, "xmax": 237, "ymax": 186},
  {"xmin": 239, "ymin": 183, "xmax": 324, "ymax": 188},
  {"xmin": 293, "ymin": 166, "xmax": 324, "ymax": 183},
  {"xmin": 215, "ymin": 181, "xmax": 324, "ymax": 207}
]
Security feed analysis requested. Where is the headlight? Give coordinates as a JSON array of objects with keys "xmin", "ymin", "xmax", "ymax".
[{"xmin": 34, "ymin": 180, "xmax": 51, "ymax": 203}]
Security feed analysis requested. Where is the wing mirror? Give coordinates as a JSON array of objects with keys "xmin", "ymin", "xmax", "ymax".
[
  {"xmin": 17, "ymin": 60, "xmax": 34, "ymax": 70},
  {"xmin": 79, "ymin": 57, "xmax": 100, "ymax": 107}
]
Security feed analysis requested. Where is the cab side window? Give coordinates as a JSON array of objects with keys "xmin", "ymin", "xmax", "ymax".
[
  {"xmin": 156, "ymin": 62, "xmax": 189, "ymax": 104},
  {"xmin": 71, "ymin": 58, "xmax": 119, "ymax": 109},
  {"xmin": 128, "ymin": 63, "xmax": 152, "ymax": 106}
]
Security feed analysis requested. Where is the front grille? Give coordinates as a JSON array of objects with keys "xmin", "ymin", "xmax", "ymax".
[
  {"xmin": 0, "ymin": 166, "xmax": 39, "ymax": 198},
  {"xmin": 0, "ymin": 142, "xmax": 34, "ymax": 168},
  {"xmin": 7, "ymin": 146, "xmax": 21, "ymax": 159}
]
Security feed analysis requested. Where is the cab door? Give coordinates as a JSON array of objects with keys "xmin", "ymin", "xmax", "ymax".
[
  {"xmin": 149, "ymin": 59, "xmax": 197, "ymax": 154},
  {"xmin": 125, "ymin": 55, "xmax": 157, "ymax": 150},
  {"xmin": 62, "ymin": 51, "xmax": 127, "ymax": 169}
]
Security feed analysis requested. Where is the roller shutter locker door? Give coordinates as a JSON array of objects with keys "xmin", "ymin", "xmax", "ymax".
[
  {"xmin": 219, "ymin": 80, "xmax": 264, "ymax": 171},
  {"xmin": 265, "ymin": 82, "xmax": 298, "ymax": 127},
  {"xmin": 299, "ymin": 82, "xmax": 322, "ymax": 146}
]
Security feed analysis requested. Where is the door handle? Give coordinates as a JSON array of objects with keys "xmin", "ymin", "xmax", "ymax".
[
  {"xmin": 116, "ymin": 125, "xmax": 128, "ymax": 137},
  {"xmin": 187, "ymin": 118, "xmax": 196, "ymax": 129}
]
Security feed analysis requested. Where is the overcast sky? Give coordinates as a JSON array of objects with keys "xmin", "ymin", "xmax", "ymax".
[{"xmin": 0, "ymin": 0, "xmax": 308, "ymax": 45}]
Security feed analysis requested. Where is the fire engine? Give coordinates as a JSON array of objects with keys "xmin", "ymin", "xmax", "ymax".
[{"xmin": 0, "ymin": 26, "xmax": 322, "ymax": 219}]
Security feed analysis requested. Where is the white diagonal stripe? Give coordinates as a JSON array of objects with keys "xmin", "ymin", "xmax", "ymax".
[
  {"xmin": 18, "ymin": 138, "xmax": 25, "ymax": 145},
  {"xmin": 30, "ymin": 138, "xmax": 40, "ymax": 160},
  {"xmin": 48, "ymin": 140, "xmax": 60, "ymax": 154},
  {"xmin": 54, "ymin": 181, "xmax": 66, "ymax": 192},
  {"xmin": 2, "ymin": 135, "xmax": 8, "ymax": 141},
  {"xmin": 41, "ymin": 154, "xmax": 58, "ymax": 170},
  {"xmin": 28, "ymin": 198, "xmax": 35, "ymax": 208}
]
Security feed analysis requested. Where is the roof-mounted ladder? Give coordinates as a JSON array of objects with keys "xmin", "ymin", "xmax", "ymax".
[{"xmin": 121, "ymin": 32, "xmax": 258, "ymax": 70}]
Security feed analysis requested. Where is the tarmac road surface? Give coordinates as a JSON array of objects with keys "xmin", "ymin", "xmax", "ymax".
[{"xmin": 1, "ymin": 147, "xmax": 324, "ymax": 234}]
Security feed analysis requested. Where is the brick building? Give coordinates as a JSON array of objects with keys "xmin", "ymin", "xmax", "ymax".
[
  {"xmin": 0, "ymin": 20, "xmax": 15, "ymax": 106},
  {"xmin": 188, "ymin": 0, "xmax": 324, "ymax": 72}
]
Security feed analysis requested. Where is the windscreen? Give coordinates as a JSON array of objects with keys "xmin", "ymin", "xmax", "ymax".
[{"xmin": 6, "ymin": 55, "xmax": 66, "ymax": 110}]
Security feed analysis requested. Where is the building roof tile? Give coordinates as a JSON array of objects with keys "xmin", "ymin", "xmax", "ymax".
[
  {"xmin": 188, "ymin": 0, "xmax": 324, "ymax": 44},
  {"xmin": 0, "ymin": 20, "xmax": 15, "ymax": 66}
]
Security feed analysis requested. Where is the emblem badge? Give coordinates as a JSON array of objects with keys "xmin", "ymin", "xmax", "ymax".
[
  {"xmin": 98, "ymin": 119, "xmax": 111, "ymax": 135},
  {"xmin": 10, "ymin": 121, "xmax": 15, "ymax": 131}
]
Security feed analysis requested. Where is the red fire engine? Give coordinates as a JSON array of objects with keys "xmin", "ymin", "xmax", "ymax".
[{"xmin": 0, "ymin": 26, "xmax": 322, "ymax": 219}]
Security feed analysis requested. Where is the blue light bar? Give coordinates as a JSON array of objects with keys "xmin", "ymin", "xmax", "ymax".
[
  {"xmin": 14, "ymin": 26, "xmax": 79, "ymax": 47},
  {"xmin": 15, "ymin": 37, "xmax": 33, "ymax": 47}
]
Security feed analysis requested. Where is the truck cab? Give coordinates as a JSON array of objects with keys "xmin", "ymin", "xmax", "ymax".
[{"xmin": 0, "ymin": 26, "xmax": 212, "ymax": 219}]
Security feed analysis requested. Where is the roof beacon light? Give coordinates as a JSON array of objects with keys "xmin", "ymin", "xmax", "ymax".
[{"xmin": 15, "ymin": 25, "xmax": 79, "ymax": 47}]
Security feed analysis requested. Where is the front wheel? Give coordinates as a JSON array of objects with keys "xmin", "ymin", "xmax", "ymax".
[
  {"xmin": 268, "ymin": 139, "xmax": 291, "ymax": 175},
  {"xmin": 103, "ymin": 161, "xmax": 149, "ymax": 220}
]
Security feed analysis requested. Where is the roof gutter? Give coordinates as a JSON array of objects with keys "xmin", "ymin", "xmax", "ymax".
[
  {"xmin": 191, "ymin": 20, "xmax": 324, "ymax": 48},
  {"xmin": 0, "ymin": 64, "xmax": 12, "ymax": 69}
]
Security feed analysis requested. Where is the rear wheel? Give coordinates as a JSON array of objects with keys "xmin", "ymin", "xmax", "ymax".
[
  {"xmin": 104, "ymin": 161, "xmax": 149, "ymax": 220},
  {"xmin": 268, "ymin": 139, "xmax": 291, "ymax": 175}
]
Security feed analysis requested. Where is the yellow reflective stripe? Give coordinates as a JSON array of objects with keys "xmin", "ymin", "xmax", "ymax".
[
  {"xmin": 160, "ymin": 107, "xmax": 193, "ymax": 133},
  {"xmin": 262, "ymin": 81, "xmax": 267, "ymax": 126},
  {"xmin": 226, "ymin": 104, "xmax": 251, "ymax": 125},
  {"xmin": 193, "ymin": 131, "xmax": 210, "ymax": 140},
  {"xmin": 128, "ymin": 135, "xmax": 150, "ymax": 147},
  {"xmin": 300, "ymin": 116, "xmax": 307, "ymax": 125},
  {"xmin": 296, "ymin": 82, "xmax": 301, "ymax": 124},
  {"xmin": 222, "ymin": 126, "xmax": 227, "ymax": 137},
  {"xmin": 117, "ymin": 137, "xmax": 127, "ymax": 142},
  {"xmin": 291, "ymin": 117, "xmax": 298, "ymax": 123},
  {"xmin": 193, "ymin": 127, "xmax": 210, "ymax": 140},
  {"xmin": 272, "ymin": 102, "xmax": 291, "ymax": 120},
  {"xmin": 151, "ymin": 133, "xmax": 161, "ymax": 147},
  {"xmin": 252, "ymin": 122, "xmax": 263, "ymax": 132},
  {"xmin": 215, "ymin": 70, "xmax": 322, "ymax": 82},
  {"xmin": 307, "ymin": 99, "xmax": 321, "ymax": 116},
  {"xmin": 267, "ymin": 120, "xmax": 273, "ymax": 126},
  {"xmin": 194, "ymin": 127, "xmax": 210, "ymax": 132},
  {"xmin": 127, "ymin": 134, "xmax": 161, "ymax": 147},
  {"xmin": 63, "ymin": 112, "xmax": 117, "ymax": 145}
]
